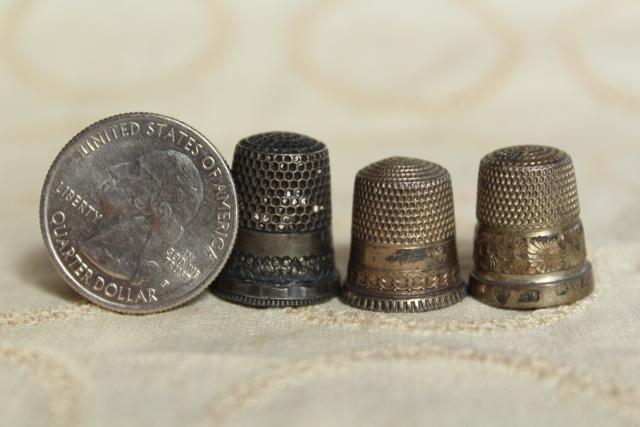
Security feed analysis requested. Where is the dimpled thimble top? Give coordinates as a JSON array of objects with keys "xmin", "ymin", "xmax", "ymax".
[
  {"xmin": 351, "ymin": 157, "xmax": 456, "ymax": 246},
  {"xmin": 232, "ymin": 132, "xmax": 332, "ymax": 233},
  {"xmin": 477, "ymin": 145, "xmax": 580, "ymax": 229}
]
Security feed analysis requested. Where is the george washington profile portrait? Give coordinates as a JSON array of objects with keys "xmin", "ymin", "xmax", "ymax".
[{"xmin": 83, "ymin": 150, "xmax": 204, "ymax": 285}]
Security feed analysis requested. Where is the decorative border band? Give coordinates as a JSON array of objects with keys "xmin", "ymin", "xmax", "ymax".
[
  {"xmin": 347, "ymin": 238, "xmax": 460, "ymax": 293},
  {"xmin": 470, "ymin": 263, "xmax": 593, "ymax": 309},
  {"xmin": 223, "ymin": 245, "xmax": 336, "ymax": 283},
  {"xmin": 473, "ymin": 221, "xmax": 587, "ymax": 275},
  {"xmin": 346, "ymin": 267, "xmax": 460, "ymax": 294}
]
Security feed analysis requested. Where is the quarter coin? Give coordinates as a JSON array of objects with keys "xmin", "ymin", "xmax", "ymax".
[{"xmin": 40, "ymin": 113, "xmax": 238, "ymax": 314}]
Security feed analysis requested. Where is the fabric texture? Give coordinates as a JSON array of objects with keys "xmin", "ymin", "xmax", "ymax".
[{"xmin": 1, "ymin": 0, "xmax": 639, "ymax": 426}]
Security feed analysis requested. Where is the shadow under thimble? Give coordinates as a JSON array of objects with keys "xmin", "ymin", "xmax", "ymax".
[
  {"xmin": 212, "ymin": 132, "xmax": 339, "ymax": 307},
  {"xmin": 341, "ymin": 157, "xmax": 466, "ymax": 313},
  {"xmin": 469, "ymin": 145, "xmax": 594, "ymax": 309}
]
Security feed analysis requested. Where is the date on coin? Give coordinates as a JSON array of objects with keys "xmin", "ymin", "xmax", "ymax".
[{"xmin": 40, "ymin": 113, "xmax": 238, "ymax": 314}]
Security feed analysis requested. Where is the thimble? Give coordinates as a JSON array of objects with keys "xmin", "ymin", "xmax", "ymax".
[
  {"xmin": 469, "ymin": 145, "xmax": 594, "ymax": 309},
  {"xmin": 342, "ymin": 157, "xmax": 466, "ymax": 312},
  {"xmin": 212, "ymin": 132, "xmax": 340, "ymax": 307}
]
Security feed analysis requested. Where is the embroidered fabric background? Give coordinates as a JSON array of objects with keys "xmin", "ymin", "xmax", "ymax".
[{"xmin": 1, "ymin": 0, "xmax": 639, "ymax": 425}]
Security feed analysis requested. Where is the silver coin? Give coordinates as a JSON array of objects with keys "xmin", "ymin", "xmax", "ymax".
[{"xmin": 40, "ymin": 113, "xmax": 238, "ymax": 314}]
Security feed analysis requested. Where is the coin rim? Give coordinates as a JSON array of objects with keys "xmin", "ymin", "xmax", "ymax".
[{"xmin": 39, "ymin": 112, "xmax": 238, "ymax": 314}]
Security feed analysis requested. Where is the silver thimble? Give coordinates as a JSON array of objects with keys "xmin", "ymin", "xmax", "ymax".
[
  {"xmin": 470, "ymin": 145, "xmax": 594, "ymax": 309},
  {"xmin": 342, "ymin": 157, "xmax": 466, "ymax": 312},
  {"xmin": 212, "ymin": 132, "xmax": 340, "ymax": 307}
]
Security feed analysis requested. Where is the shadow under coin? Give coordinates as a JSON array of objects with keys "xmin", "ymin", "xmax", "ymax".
[{"xmin": 17, "ymin": 245, "xmax": 80, "ymax": 302}]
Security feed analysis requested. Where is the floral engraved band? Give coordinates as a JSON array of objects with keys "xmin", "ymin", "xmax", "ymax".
[{"xmin": 473, "ymin": 221, "xmax": 587, "ymax": 276}]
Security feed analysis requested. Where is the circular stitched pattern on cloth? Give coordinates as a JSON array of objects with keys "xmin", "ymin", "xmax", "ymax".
[
  {"xmin": 0, "ymin": 0, "xmax": 231, "ymax": 101},
  {"xmin": 558, "ymin": 0, "xmax": 640, "ymax": 116},
  {"xmin": 205, "ymin": 343, "xmax": 638, "ymax": 426},
  {"xmin": 286, "ymin": 292, "xmax": 597, "ymax": 334},
  {"xmin": 288, "ymin": 0, "xmax": 520, "ymax": 114},
  {"xmin": 0, "ymin": 301, "xmax": 99, "ymax": 327},
  {"xmin": 0, "ymin": 346, "xmax": 85, "ymax": 427}
]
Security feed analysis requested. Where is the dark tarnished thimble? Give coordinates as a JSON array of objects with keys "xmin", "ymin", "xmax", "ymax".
[
  {"xmin": 342, "ymin": 157, "xmax": 466, "ymax": 312},
  {"xmin": 470, "ymin": 145, "xmax": 594, "ymax": 309},
  {"xmin": 212, "ymin": 132, "xmax": 339, "ymax": 307}
]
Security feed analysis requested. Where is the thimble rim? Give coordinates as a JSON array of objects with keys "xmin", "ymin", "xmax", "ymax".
[
  {"xmin": 481, "ymin": 145, "xmax": 572, "ymax": 168},
  {"xmin": 237, "ymin": 131, "xmax": 327, "ymax": 154},
  {"xmin": 469, "ymin": 262, "xmax": 593, "ymax": 309},
  {"xmin": 212, "ymin": 270, "xmax": 340, "ymax": 307},
  {"xmin": 341, "ymin": 280, "xmax": 467, "ymax": 313}
]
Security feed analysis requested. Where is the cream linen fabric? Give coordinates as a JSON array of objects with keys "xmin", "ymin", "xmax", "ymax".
[{"xmin": 1, "ymin": 0, "xmax": 639, "ymax": 426}]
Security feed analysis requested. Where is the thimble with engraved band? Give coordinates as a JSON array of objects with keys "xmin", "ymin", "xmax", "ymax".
[
  {"xmin": 212, "ymin": 132, "xmax": 339, "ymax": 307},
  {"xmin": 342, "ymin": 157, "xmax": 466, "ymax": 312},
  {"xmin": 469, "ymin": 145, "xmax": 594, "ymax": 309}
]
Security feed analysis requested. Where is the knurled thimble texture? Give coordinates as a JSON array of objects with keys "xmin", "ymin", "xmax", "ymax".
[
  {"xmin": 476, "ymin": 145, "xmax": 580, "ymax": 229},
  {"xmin": 233, "ymin": 132, "xmax": 332, "ymax": 233},
  {"xmin": 351, "ymin": 157, "xmax": 456, "ymax": 245}
]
